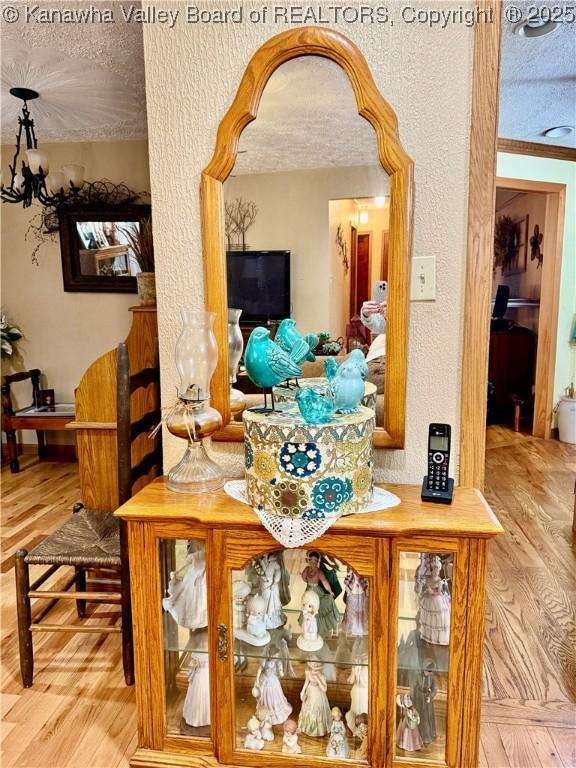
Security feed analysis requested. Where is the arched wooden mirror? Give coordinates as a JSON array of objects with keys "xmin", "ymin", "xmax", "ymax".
[{"xmin": 202, "ymin": 27, "xmax": 413, "ymax": 448}]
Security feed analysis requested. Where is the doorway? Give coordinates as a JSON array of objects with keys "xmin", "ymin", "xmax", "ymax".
[
  {"xmin": 350, "ymin": 232, "xmax": 371, "ymax": 317},
  {"xmin": 489, "ymin": 177, "xmax": 566, "ymax": 437}
]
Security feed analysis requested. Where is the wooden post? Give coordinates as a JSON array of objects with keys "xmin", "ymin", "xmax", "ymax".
[{"xmin": 15, "ymin": 550, "xmax": 33, "ymax": 687}]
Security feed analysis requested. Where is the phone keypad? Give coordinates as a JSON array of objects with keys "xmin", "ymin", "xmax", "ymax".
[{"xmin": 428, "ymin": 453, "xmax": 448, "ymax": 491}]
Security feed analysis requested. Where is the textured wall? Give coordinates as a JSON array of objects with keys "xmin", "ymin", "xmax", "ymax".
[{"xmin": 143, "ymin": 4, "xmax": 475, "ymax": 483}]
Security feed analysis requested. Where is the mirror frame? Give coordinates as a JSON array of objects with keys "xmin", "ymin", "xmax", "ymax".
[{"xmin": 201, "ymin": 26, "xmax": 413, "ymax": 448}]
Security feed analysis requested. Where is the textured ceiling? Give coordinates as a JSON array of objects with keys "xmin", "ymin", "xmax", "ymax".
[
  {"xmin": 499, "ymin": 7, "xmax": 576, "ymax": 148},
  {"xmin": 1, "ymin": 2, "xmax": 147, "ymax": 143}
]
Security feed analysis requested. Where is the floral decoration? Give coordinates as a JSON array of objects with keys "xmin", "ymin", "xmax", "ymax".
[
  {"xmin": 253, "ymin": 449, "xmax": 276, "ymax": 481},
  {"xmin": 302, "ymin": 508, "xmax": 326, "ymax": 521},
  {"xmin": 271, "ymin": 479, "xmax": 309, "ymax": 518},
  {"xmin": 353, "ymin": 465, "xmax": 372, "ymax": 496},
  {"xmin": 279, "ymin": 442, "xmax": 321, "ymax": 478},
  {"xmin": 311, "ymin": 476, "xmax": 353, "ymax": 514},
  {"xmin": 245, "ymin": 441, "xmax": 253, "ymax": 470}
]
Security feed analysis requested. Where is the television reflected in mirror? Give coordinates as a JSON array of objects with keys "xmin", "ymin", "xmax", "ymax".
[{"xmin": 58, "ymin": 204, "xmax": 151, "ymax": 292}]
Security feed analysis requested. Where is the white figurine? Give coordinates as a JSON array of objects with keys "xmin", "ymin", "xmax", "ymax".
[
  {"xmin": 326, "ymin": 706, "xmax": 350, "ymax": 758},
  {"xmin": 256, "ymin": 705, "xmax": 274, "ymax": 742},
  {"xmin": 244, "ymin": 716, "xmax": 265, "ymax": 750},
  {"xmin": 235, "ymin": 594, "xmax": 271, "ymax": 646},
  {"xmin": 257, "ymin": 553, "xmax": 286, "ymax": 629},
  {"xmin": 341, "ymin": 568, "xmax": 369, "ymax": 637},
  {"xmin": 182, "ymin": 651, "xmax": 210, "ymax": 729},
  {"xmin": 354, "ymin": 713, "xmax": 369, "ymax": 760},
  {"xmin": 298, "ymin": 659, "xmax": 332, "ymax": 737},
  {"xmin": 253, "ymin": 646, "xmax": 292, "ymax": 725},
  {"xmin": 162, "ymin": 542, "xmax": 207, "ymax": 629},
  {"xmin": 297, "ymin": 589, "xmax": 324, "ymax": 652},
  {"xmin": 233, "ymin": 580, "xmax": 252, "ymax": 630},
  {"xmin": 396, "ymin": 694, "xmax": 423, "ymax": 752},
  {"xmin": 345, "ymin": 658, "xmax": 369, "ymax": 735},
  {"xmin": 418, "ymin": 555, "xmax": 451, "ymax": 645},
  {"xmin": 282, "ymin": 719, "xmax": 302, "ymax": 754}
]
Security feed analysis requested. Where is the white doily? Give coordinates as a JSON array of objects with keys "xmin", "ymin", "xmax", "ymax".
[{"xmin": 224, "ymin": 481, "xmax": 401, "ymax": 548}]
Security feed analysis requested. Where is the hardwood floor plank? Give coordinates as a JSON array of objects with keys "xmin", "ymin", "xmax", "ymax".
[
  {"xmin": 527, "ymin": 727, "xmax": 568, "ymax": 768},
  {"xmin": 548, "ymin": 728, "xmax": 576, "ymax": 768},
  {"xmin": 481, "ymin": 723, "xmax": 512, "ymax": 767},
  {"xmin": 482, "ymin": 699, "xmax": 576, "ymax": 729},
  {"xmin": 498, "ymin": 725, "xmax": 544, "ymax": 768}
]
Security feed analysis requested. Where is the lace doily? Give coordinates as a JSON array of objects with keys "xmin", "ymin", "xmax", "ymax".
[{"xmin": 224, "ymin": 481, "xmax": 400, "ymax": 548}]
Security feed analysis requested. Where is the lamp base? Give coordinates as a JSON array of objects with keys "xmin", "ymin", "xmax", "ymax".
[{"xmin": 167, "ymin": 440, "xmax": 225, "ymax": 494}]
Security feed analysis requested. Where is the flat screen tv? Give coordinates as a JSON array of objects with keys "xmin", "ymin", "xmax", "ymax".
[{"xmin": 227, "ymin": 250, "xmax": 290, "ymax": 322}]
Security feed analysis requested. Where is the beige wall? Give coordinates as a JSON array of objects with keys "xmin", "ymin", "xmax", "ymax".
[
  {"xmin": 143, "ymin": 9, "xmax": 474, "ymax": 483},
  {"xmin": 1, "ymin": 140, "xmax": 150, "ymax": 440},
  {"xmin": 225, "ymin": 166, "xmax": 388, "ymax": 339}
]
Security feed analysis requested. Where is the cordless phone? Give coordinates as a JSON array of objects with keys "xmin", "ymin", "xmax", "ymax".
[{"xmin": 421, "ymin": 423, "xmax": 454, "ymax": 504}]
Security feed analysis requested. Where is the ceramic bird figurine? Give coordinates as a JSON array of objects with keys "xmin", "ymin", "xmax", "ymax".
[
  {"xmin": 324, "ymin": 357, "xmax": 340, "ymax": 381},
  {"xmin": 275, "ymin": 319, "xmax": 318, "ymax": 364},
  {"xmin": 245, "ymin": 327, "xmax": 303, "ymax": 410},
  {"xmin": 347, "ymin": 349, "xmax": 369, "ymax": 380},
  {"xmin": 330, "ymin": 358, "xmax": 365, "ymax": 414},
  {"xmin": 295, "ymin": 386, "xmax": 335, "ymax": 425}
]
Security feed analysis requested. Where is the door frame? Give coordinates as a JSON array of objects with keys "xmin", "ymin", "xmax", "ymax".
[
  {"xmin": 354, "ymin": 231, "xmax": 372, "ymax": 316},
  {"xmin": 494, "ymin": 177, "xmax": 566, "ymax": 438}
]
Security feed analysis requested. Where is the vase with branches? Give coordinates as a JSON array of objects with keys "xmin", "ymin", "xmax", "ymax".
[
  {"xmin": 225, "ymin": 198, "xmax": 258, "ymax": 250},
  {"xmin": 121, "ymin": 217, "xmax": 156, "ymax": 305}
]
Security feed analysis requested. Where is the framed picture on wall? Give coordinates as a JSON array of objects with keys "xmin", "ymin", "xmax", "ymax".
[
  {"xmin": 502, "ymin": 215, "xmax": 529, "ymax": 276},
  {"xmin": 58, "ymin": 204, "xmax": 151, "ymax": 292}
]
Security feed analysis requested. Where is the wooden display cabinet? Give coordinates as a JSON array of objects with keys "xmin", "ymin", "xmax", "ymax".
[{"xmin": 116, "ymin": 481, "xmax": 502, "ymax": 768}]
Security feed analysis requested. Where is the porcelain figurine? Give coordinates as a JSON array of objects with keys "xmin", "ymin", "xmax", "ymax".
[
  {"xmin": 330, "ymin": 356, "xmax": 365, "ymax": 414},
  {"xmin": 282, "ymin": 719, "xmax": 302, "ymax": 754},
  {"xmin": 246, "ymin": 552, "xmax": 291, "ymax": 607},
  {"xmin": 418, "ymin": 555, "xmax": 451, "ymax": 645},
  {"xmin": 347, "ymin": 348, "xmax": 369, "ymax": 379},
  {"xmin": 279, "ymin": 636, "xmax": 297, "ymax": 678},
  {"xmin": 275, "ymin": 318, "xmax": 318, "ymax": 364},
  {"xmin": 256, "ymin": 705, "xmax": 274, "ymax": 742},
  {"xmin": 162, "ymin": 541, "xmax": 207, "ymax": 629},
  {"xmin": 244, "ymin": 716, "xmax": 265, "ymax": 750},
  {"xmin": 298, "ymin": 659, "xmax": 332, "ymax": 737},
  {"xmin": 324, "ymin": 357, "xmax": 339, "ymax": 381},
  {"xmin": 295, "ymin": 386, "xmax": 335, "ymax": 425},
  {"xmin": 255, "ymin": 553, "xmax": 286, "ymax": 629},
  {"xmin": 253, "ymin": 645, "xmax": 292, "ymax": 725},
  {"xmin": 354, "ymin": 713, "xmax": 369, "ymax": 760},
  {"xmin": 232, "ymin": 580, "xmax": 252, "ymax": 631},
  {"xmin": 235, "ymin": 594, "xmax": 271, "ymax": 646},
  {"xmin": 182, "ymin": 650, "xmax": 210, "ymax": 729},
  {"xmin": 298, "ymin": 551, "xmax": 340, "ymax": 638},
  {"xmin": 345, "ymin": 657, "xmax": 369, "ymax": 735},
  {"xmin": 297, "ymin": 588, "xmax": 324, "ymax": 652},
  {"xmin": 326, "ymin": 707, "xmax": 350, "ymax": 758},
  {"xmin": 411, "ymin": 660, "xmax": 437, "ymax": 744},
  {"xmin": 396, "ymin": 694, "xmax": 423, "ymax": 752},
  {"xmin": 245, "ymin": 327, "xmax": 303, "ymax": 409},
  {"xmin": 341, "ymin": 567, "xmax": 369, "ymax": 637}
]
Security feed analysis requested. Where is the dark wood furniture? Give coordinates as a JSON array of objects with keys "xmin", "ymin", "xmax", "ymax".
[
  {"xmin": 14, "ymin": 342, "xmax": 162, "ymax": 688},
  {"xmin": 1, "ymin": 369, "xmax": 74, "ymax": 473},
  {"xmin": 488, "ymin": 325, "xmax": 536, "ymax": 425}
]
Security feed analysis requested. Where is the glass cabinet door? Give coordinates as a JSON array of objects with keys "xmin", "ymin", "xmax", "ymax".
[
  {"xmin": 160, "ymin": 538, "xmax": 211, "ymax": 739},
  {"xmin": 218, "ymin": 542, "xmax": 380, "ymax": 764},
  {"xmin": 393, "ymin": 545, "xmax": 465, "ymax": 766}
]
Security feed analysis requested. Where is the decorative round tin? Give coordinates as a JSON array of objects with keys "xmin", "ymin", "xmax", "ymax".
[
  {"xmin": 273, "ymin": 378, "xmax": 377, "ymax": 412},
  {"xmin": 243, "ymin": 403, "xmax": 375, "ymax": 520}
]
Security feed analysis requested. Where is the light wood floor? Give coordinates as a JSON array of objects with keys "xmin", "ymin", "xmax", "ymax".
[{"xmin": 1, "ymin": 429, "xmax": 575, "ymax": 767}]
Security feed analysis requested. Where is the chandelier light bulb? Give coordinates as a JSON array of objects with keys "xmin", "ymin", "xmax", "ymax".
[
  {"xmin": 13, "ymin": 173, "xmax": 25, "ymax": 191},
  {"xmin": 26, "ymin": 149, "xmax": 50, "ymax": 175},
  {"xmin": 359, "ymin": 210, "xmax": 369, "ymax": 224},
  {"xmin": 45, "ymin": 171, "xmax": 66, "ymax": 196},
  {"xmin": 374, "ymin": 196, "xmax": 386, "ymax": 208},
  {"xmin": 62, "ymin": 164, "xmax": 85, "ymax": 189}
]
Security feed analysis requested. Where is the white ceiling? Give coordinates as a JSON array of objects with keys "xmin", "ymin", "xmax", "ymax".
[
  {"xmin": 499, "ymin": 7, "xmax": 576, "ymax": 148},
  {"xmin": 1, "ymin": 6, "xmax": 573, "ymax": 152}
]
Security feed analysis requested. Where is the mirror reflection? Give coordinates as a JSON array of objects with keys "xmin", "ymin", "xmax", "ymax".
[
  {"xmin": 224, "ymin": 56, "xmax": 390, "ymax": 427},
  {"xmin": 76, "ymin": 220, "xmax": 141, "ymax": 277}
]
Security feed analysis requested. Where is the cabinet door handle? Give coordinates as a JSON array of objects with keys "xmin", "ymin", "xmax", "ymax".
[{"xmin": 217, "ymin": 623, "xmax": 229, "ymax": 662}]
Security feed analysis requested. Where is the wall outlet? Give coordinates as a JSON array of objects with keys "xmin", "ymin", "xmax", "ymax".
[{"xmin": 411, "ymin": 256, "xmax": 436, "ymax": 301}]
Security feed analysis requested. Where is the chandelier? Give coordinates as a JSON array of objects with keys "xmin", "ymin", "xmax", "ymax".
[{"xmin": 1, "ymin": 88, "xmax": 85, "ymax": 208}]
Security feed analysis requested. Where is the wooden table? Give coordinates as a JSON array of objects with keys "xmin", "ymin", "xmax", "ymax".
[{"xmin": 2, "ymin": 404, "xmax": 75, "ymax": 473}]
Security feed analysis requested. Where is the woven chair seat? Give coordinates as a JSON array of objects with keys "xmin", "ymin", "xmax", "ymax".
[{"xmin": 25, "ymin": 508, "xmax": 121, "ymax": 567}]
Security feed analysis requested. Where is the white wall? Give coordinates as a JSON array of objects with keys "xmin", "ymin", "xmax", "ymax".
[
  {"xmin": 225, "ymin": 166, "xmax": 387, "ymax": 338},
  {"xmin": 143, "ymin": 9, "xmax": 475, "ymax": 484},
  {"xmin": 497, "ymin": 153, "xmax": 576, "ymax": 408},
  {"xmin": 1, "ymin": 140, "xmax": 150, "ymax": 440}
]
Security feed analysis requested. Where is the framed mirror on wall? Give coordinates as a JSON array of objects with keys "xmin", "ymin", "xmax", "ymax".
[
  {"xmin": 201, "ymin": 27, "xmax": 413, "ymax": 448},
  {"xmin": 58, "ymin": 204, "xmax": 151, "ymax": 292}
]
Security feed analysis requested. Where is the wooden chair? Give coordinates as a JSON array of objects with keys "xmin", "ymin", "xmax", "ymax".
[
  {"xmin": 14, "ymin": 343, "xmax": 162, "ymax": 687},
  {"xmin": 1, "ymin": 369, "xmax": 74, "ymax": 473}
]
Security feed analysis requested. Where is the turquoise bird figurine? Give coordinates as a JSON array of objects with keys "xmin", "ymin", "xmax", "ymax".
[
  {"xmin": 295, "ymin": 386, "xmax": 335, "ymax": 424},
  {"xmin": 324, "ymin": 357, "xmax": 340, "ymax": 381},
  {"xmin": 347, "ymin": 349, "xmax": 369, "ymax": 380},
  {"xmin": 245, "ymin": 327, "xmax": 302, "ymax": 410},
  {"xmin": 275, "ymin": 319, "xmax": 317, "ymax": 364},
  {"xmin": 330, "ymin": 358, "xmax": 365, "ymax": 414}
]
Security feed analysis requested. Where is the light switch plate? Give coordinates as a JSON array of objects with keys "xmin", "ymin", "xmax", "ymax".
[{"xmin": 411, "ymin": 256, "xmax": 436, "ymax": 301}]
